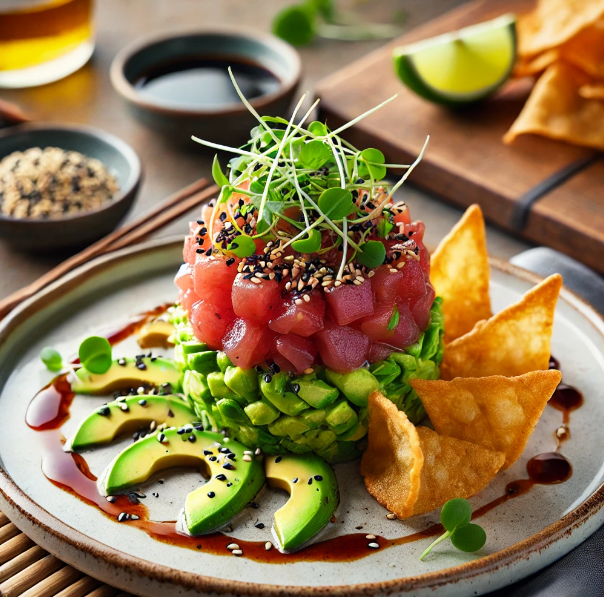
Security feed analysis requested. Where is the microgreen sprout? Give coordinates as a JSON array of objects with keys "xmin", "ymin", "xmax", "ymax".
[
  {"xmin": 190, "ymin": 74, "xmax": 428, "ymax": 281},
  {"xmin": 40, "ymin": 347, "xmax": 63, "ymax": 372},
  {"xmin": 78, "ymin": 336, "xmax": 112, "ymax": 375},
  {"xmin": 420, "ymin": 498, "xmax": 486, "ymax": 561}
]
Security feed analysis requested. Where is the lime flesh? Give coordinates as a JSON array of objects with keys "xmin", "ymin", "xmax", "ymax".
[{"xmin": 393, "ymin": 14, "xmax": 517, "ymax": 105}]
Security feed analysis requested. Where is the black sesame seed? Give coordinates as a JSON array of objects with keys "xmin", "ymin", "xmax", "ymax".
[
  {"xmin": 255, "ymin": 522, "xmax": 265, "ymax": 529},
  {"xmin": 314, "ymin": 475, "xmax": 323, "ymax": 481},
  {"xmin": 193, "ymin": 423, "xmax": 204, "ymax": 431},
  {"xmin": 249, "ymin": 502, "xmax": 259, "ymax": 509},
  {"xmin": 152, "ymin": 492, "xmax": 159, "ymax": 497},
  {"xmin": 209, "ymin": 456, "xmax": 217, "ymax": 462},
  {"xmin": 137, "ymin": 362, "xmax": 147, "ymax": 370},
  {"xmin": 308, "ymin": 478, "xmax": 313, "ymax": 485},
  {"xmin": 219, "ymin": 447, "xmax": 231, "ymax": 453},
  {"xmin": 106, "ymin": 495, "xmax": 116, "ymax": 503},
  {"xmin": 270, "ymin": 363, "xmax": 281, "ymax": 374},
  {"xmin": 177, "ymin": 428, "xmax": 186, "ymax": 435},
  {"xmin": 128, "ymin": 494, "xmax": 140, "ymax": 505},
  {"xmin": 275, "ymin": 456, "xmax": 282, "ymax": 463},
  {"xmin": 216, "ymin": 474, "xmax": 227, "ymax": 481},
  {"xmin": 207, "ymin": 491, "xmax": 216, "ymax": 498},
  {"xmin": 157, "ymin": 433, "xmax": 166, "ymax": 442},
  {"xmin": 292, "ymin": 478, "xmax": 298, "ymax": 483},
  {"xmin": 205, "ymin": 248, "xmax": 213, "ymax": 256},
  {"xmin": 188, "ymin": 435, "xmax": 197, "ymax": 443},
  {"xmin": 255, "ymin": 365, "xmax": 263, "ymax": 373},
  {"xmin": 227, "ymin": 482, "xmax": 233, "ymax": 487},
  {"xmin": 117, "ymin": 358, "xmax": 127, "ymax": 367},
  {"xmin": 292, "ymin": 383, "xmax": 301, "ymax": 394},
  {"xmin": 226, "ymin": 258, "xmax": 235, "ymax": 266},
  {"xmin": 158, "ymin": 479, "xmax": 164, "ymax": 484},
  {"xmin": 227, "ymin": 453, "xmax": 236, "ymax": 460},
  {"xmin": 264, "ymin": 373, "xmax": 272, "ymax": 383},
  {"xmin": 203, "ymin": 449, "xmax": 213, "ymax": 456},
  {"xmin": 97, "ymin": 407, "xmax": 110, "ymax": 416},
  {"xmin": 223, "ymin": 462, "xmax": 235, "ymax": 470},
  {"xmin": 117, "ymin": 512, "xmax": 129, "ymax": 522},
  {"xmin": 138, "ymin": 399, "xmax": 147, "ymax": 407}
]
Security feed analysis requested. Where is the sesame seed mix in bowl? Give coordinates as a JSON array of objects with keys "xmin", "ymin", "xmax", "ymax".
[{"xmin": 0, "ymin": 146, "xmax": 119, "ymax": 219}]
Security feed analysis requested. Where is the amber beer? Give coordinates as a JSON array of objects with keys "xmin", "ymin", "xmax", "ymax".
[{"xmin": 0, "ymin": 0, "xmax": 94, "ymax": 88}]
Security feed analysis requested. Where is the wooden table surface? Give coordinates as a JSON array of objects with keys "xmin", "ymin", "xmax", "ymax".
[{"xmin": 0, "ymin": 0, "xmax": 529, "ymax": 300}]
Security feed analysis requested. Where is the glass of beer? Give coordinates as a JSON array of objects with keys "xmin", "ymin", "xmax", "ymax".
[{"xmin": 0, "ymin": 0, "xmax": 95, "ymax": 88}]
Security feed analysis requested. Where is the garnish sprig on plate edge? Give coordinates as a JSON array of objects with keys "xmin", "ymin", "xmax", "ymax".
[
  {"xmin": 192, "ymin": 69, "xmax": 429, "ymax": 291},
  {"xmin": 420, "ymin": 498, "xmax": 487, "ymax": 561}
]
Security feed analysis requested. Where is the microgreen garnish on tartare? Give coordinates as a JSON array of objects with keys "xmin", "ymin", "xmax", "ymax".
[
  {"xmin": 78, "ymin": 336, "xmax": 113, "ymax": 375},
  {"xmin": 40, "ymin": 347, "xmax": 63, "ymax": 372}
]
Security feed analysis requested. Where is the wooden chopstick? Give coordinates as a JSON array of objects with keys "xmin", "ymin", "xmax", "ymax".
[
  {"xmin": 0, "ymin": 99, "xmax": 30, "ymax": 124},
  {"xmin": 105, "ymin": 183, "xmax": 218, "ymax": 252},
  {"xmin": 0, "ymin": 179, "xmax": 217, "ymax": 320}
]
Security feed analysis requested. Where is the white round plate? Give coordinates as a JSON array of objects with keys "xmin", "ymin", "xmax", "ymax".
[{"xmin": 0, "ymin": 237, "xmax": 603, "ymax": 597}]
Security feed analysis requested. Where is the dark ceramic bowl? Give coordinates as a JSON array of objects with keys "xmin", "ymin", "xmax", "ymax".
[
  {"xmin": 110, "ymin": 27, "xmax": 302, "ymax": 146},
  {"xmin": 0, "ymin": 123, "xmax": 142, "ymax": 251}
]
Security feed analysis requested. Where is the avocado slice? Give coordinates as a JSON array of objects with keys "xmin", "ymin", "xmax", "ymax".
[
  {"xmin": 224, "ymin": 366, "xmax": 259, "ymax": 402},
  {"xmin": 324, "ymin": 369, "xmax": 379, "ymax": 407},
  {"xmin": 137, "ymin": 319, "xmax": 175, "ymax": 349},
  {"xmin": 265, "ymin": 453, "xmax": 338, "ymax": 552},
  {"xmin": 65, "ymin": 395, "xmax": 196, "ymax": 451},
  {"xmin": 100, "ymin": 428, "xmax": 265, "ymax": 535},
  {"xmin": 72, "ymin": 357, "xmax": 182, "ymax": 395},
  {"xmin": 295, "ymin": 379, "xmax": 339, "ymax": 409}
]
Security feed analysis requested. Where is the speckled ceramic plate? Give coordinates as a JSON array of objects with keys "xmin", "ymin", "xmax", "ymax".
[{"xmin": 0, "ymin": 237, "xmax": 603, "ymax": 597}]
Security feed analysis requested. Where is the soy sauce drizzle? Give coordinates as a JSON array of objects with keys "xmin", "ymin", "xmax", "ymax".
[
  {"xmin": 26, "ymin": 340, "xmax": 581, "ymax": 562},
  {"xmin": 547, "ymin": 355, "xmax": 583, "ymax": 445}
]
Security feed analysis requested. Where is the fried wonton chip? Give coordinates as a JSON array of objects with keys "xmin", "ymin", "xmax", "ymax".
[
  {"xmin": 517, "ymin": 0, "xmax": 604, "ymax": 58},
  {"xmin": 431, "ymin": 205, "xmax": 491, "ymax": 343},
  {"xmin": 413, "ymin": 427, "xmax": 505, "ymax": 515},
  {"xmin": 504, "ymin": 63, "xmax": 604, "ymax": 149},
  {"xmin": 361, "ymin": 392, "xmax": 423, "ymax": 519},
  {"xmin": 558, "ymin": 19, "xmax": 604, "ymax": 79},
  {"xmin": 514, "ymin": 49, "xmax": 560, "ymax": 78},
  {"xmin": 411, "ymin": 370, "xmax": 562, "ymax": 469},
  {"xmin": 579, "ymin": 83, "xmax": 604, "ymax": 99},
  {"xmin": 440, "ymin": 274, "xmax": 562, "ymax": 380}
]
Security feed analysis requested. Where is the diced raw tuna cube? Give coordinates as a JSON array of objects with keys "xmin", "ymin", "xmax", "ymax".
[
  {"xmin": 397, "ymin": 259, "xmax": 427, "ymax": 298},
  {"xmin": 408, "ymin": 283, "xmax": 436, "ymax": 331},
  {"xmin": 223, "ymin": 318, "xmax": 273, "ymax": 369},
  {"xmin": 325, "ymin": 281, "xmax": 374, "ymax": 325},
  {"xmin": 268, "ymin": 293, "xmax": 325, "ymax": 337},
  {"xmin": 360, "ymin": 302, "xmax": 420, "ymax": 349},
  {"xmin": 275, "ymin": 334, "xmax": 317, "ymax": 374},
  {"xmin": 232, "ymin": 275, "xmax": 282, "ymax": 324},
  {"xmin": 190, "ymin": 300, "xmax": 236, "ymax": 350},
  {"xmin": 314, "ymin": 323, "xmax": 370, "ymax": 373}
]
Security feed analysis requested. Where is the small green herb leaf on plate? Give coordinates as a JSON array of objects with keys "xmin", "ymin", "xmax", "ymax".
[
  {"xmin": 272, "ymin": 4, "xmax": 316, "ymax": 46},
  {"xmin": 298, "ymin": 140, "xmax": 333, "ymax": 170},
  {"xmin": 212, "ymin": 154, "xmax": 230, "ymax": 187},
  {"xmin": 358, "ymin": 147, "xmax": 387, "ymax": 181},
  {"xmin": 79, "ymin": 336, "xmax": 112, "ymax": 375},
  {"xmin": 40, "ymin": 347, "xmax": 63, "ymax": 372},
  {"xmin": 228, "ymin": 235, "xmax": 256, "ymax": 258},
  {"xmin": 292, "ymin": 228, "xmax": 322, "ymax": 253},
  {"xmin": 387, "ymin": 305, "xmax": 399, "ymax": 331},
  {"xmin": 420, "ymin": 498, "xmax": 486, "ymax": 561},
  {"xmin": 450, "ymin": 524, "xmax": 487, "ymax": 552},
  {"xmin": 441, "ymin": 497, "xmax": 472, "ymax": 532},
  {"xmin": 318, "ymin": 187, "xmax": 353, "ymax": 220},
  {"xmin": 356, "ymin": 240, "xmax": 386, "ymax": 269}
]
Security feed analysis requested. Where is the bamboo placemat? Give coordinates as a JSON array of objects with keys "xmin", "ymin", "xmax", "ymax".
[{"xmin": 0, "ymin": 509, "xmax": 132, "ymax": 597}]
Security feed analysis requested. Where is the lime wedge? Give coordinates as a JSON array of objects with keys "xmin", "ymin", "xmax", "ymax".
[{"xmin": 393, "ymin": 14, "xmax": 517, "ymax": 105}]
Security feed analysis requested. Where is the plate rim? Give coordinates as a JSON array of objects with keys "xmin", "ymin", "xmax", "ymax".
[{"xmin": 1, "ymin": 236, "xmax": 603, "ymax": 596}]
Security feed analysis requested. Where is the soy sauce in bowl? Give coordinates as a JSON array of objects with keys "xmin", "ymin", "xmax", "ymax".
[{"xmin": 133, "ymin": 56, "xmax": 281, "ymax": 109}]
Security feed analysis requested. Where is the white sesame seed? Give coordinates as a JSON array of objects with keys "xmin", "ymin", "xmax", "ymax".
[
  {"xmin": 227, "ymin": 543, "xmax": 239, "ymax": 550},
  {"xmin": 389, "ymin": 268, "xmax": 398, "ymax": 273},
  {"xmin": 295, "ymin": 298, "xmax": 303, "ymax": 306},
  {"xmin": 149, "ymin": 421, "xmax": 156, "ymax": 431},
  {"xmin": 137, "ymin": 387, "xmax": 145, "ymax": 395},
  {"xmin": 265, "ymin": 542, "xmax": 273, "ymax": 551},
  {"xmin": 304, "ymin": 368, "xmax": 314, "ymax": 375},
  {"xmin": 303, "ymin": 294, "xmax": 311, "ymax": 302},
  {"xmin": 368, "ymin": 271, "xmax": 375, "ymax": 278},
  {"xmin": 386, "ymin": 513, "xmax": 397, "ymax": 520},
  {"xmin": 251, "ymin": 277, "xmax": 262, "ymax": 284},
  {"xmin": 368, "ymin": 542, "xmax": 380, "ymax": 549},
  {"xmin": 244, "ymin": 450, "xmax": 253, "ymax": 455},
  {"xmin": 255, "ymin": 448, "xmax": 262, "ymax": 456},
  {"xmin": 353, "ymin": 280, "xmax": 362, "ymax": 285},
  {"xmin": 366, "ymin": 534, "xmax": 376, "ymax": 540},
  {"xmin": 321, "ymin": 281, "xmax": 332, "ymax": 287},
  {"xmin": 356, "ymin": 276, "xmax": 364, "ymax": 282},
  {"xmin": 243, "ymin": 454, "xmax": 252, "ymax": 462},
  {"xmin": 284, "ymin": 255, "xmax": 294, "ymax": 262},
  {"xmin": 397, "ymin": 261, "xmax": 405, "ymax": 269},
  {"xmin": 232, "ymin": 549, "xmax": 243, "ymax": 556},
  {"xmin": 334, "ymin": 280, "xmax": 342, "ymax": 287}
]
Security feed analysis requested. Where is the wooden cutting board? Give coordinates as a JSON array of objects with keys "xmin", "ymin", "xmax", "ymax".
[{"xmin": 316, "ymin": 0, "xmax": 604, "ymax": 275}]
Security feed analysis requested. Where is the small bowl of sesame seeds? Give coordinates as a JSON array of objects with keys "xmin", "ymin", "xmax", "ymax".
[{"xmin": 0, "ymin": 123, "xmax": 142, "ymax": 250}]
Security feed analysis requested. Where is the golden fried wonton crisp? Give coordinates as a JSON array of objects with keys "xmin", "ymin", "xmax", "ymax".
[
  {"xmin": 514, "ymin": 49, "xmax": 560, "ymax": 78},
  {"xmin": 413, "ymin": 427, "xmax": 505, "ymax": 515},
  {"xmin": 411, "ymin": 370, "xmax": 562, "ymax": 469},
  {"xmin": 504, "ymin": 63, "xmax": 604, "ymax": 149},
  {"xmin": 517, "ymin": 0, "xmax": 604, "ymax": 57},
  {"xmin": 361, "ymin": 392, "xmax": 423, "ymax": 519},
  {"xmin": 440, "ymin": 274, "xmax": 562, "ymax": 380},
  {"xmin": 558, "ymin": 19, "xmax": 604, "ymax": 79},
  {"xmin": 579, "ymin": 83, "xmax": 604, "ymax": 99},
  {"xmin": 431, "ymin": 204, "xmax": 491, "ymax": 343}
]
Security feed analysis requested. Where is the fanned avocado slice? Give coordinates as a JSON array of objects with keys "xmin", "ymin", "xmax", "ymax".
[
  {"xmin": 265, "ymin": 453, "xmax": 338, "ymax": 552},
  {"xmin": 100, "ymin": 428, "xmax": 265, "ymax": 535},
  {"xmin": 71, "ymin": 357, "xmax": 182, "ymax": 395},
  {"xmin": 64, "ymin": 395, "xmax": 196, "ymax": 452}
]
